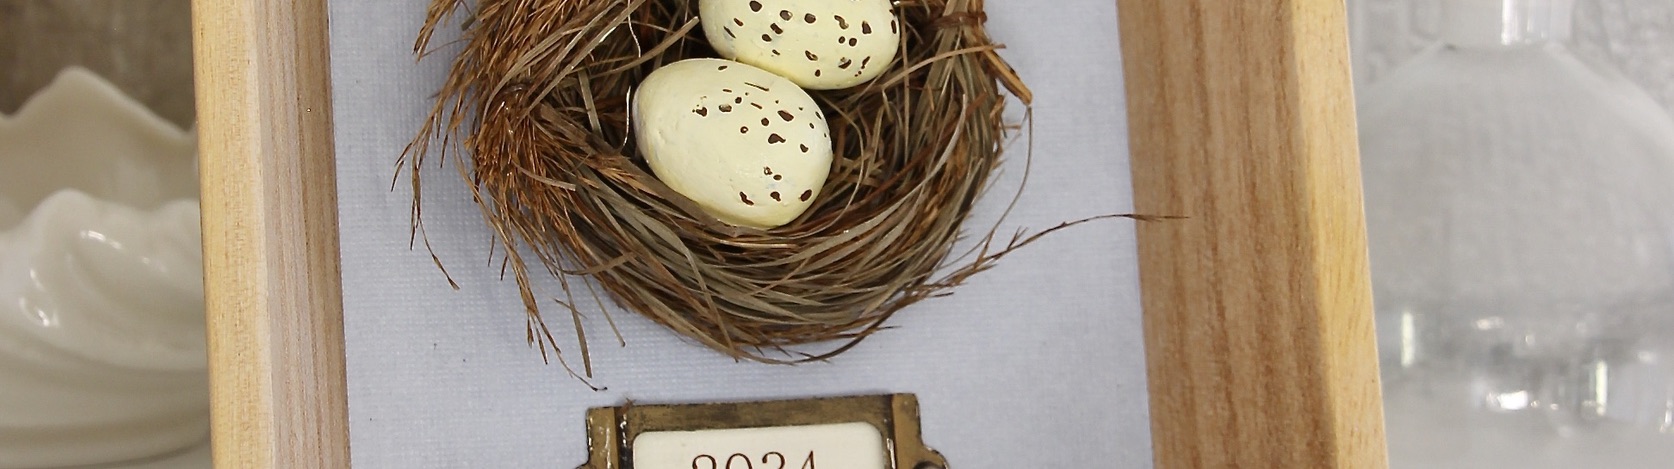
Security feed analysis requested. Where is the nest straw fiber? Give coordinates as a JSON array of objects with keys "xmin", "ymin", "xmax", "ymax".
[{"xmin": 406, "ymin": 0, "xmax": 1066, "ymax": 377}]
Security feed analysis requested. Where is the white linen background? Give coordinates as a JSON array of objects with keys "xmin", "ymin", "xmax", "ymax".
[{"xmin": 327, "ymin": 0, "xmax": 1149, "ymax": 467}]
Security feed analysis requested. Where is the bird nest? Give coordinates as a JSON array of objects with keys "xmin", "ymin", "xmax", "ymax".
[{"xmin": 405, "ymin": 0, "xmax": 1045, "ymax": 378}]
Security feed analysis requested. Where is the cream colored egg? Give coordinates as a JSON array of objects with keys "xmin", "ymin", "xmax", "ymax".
[
  {"xmin": 633, "ymin": 59, "xmax": 834, "ymax": 229},
  {"xmin": 700, "ymin": 0, "xmax": 900, "ymax": 90}
]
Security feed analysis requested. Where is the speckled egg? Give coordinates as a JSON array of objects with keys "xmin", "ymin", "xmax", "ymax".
[
  {"xmin": 699, "ymin": 0, "xmax": 900, "ymax": 90},
  {"xmin": 633, "ymin": 58, "xmax": 834, "ymax": 229}
]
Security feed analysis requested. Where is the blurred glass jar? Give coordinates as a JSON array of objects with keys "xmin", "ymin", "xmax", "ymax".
[{"xmin": 1358, "ymin": 0, "xmax": 1674, "ymax": 467}]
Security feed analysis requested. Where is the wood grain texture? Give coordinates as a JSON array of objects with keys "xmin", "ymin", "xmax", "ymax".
[
  {"xmin": 192, "ymin": 0, "xmax": 349, "ymax": 467},
  {"xmin": 1117, "ymin": 1, "xmax": 1389, "ymax": 468}
]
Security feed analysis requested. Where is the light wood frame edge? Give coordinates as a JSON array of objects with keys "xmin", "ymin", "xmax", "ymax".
[
  {"xmin": 1118, "ymin": 1, "xmax": 1389, "ymax": 468},
  {"xmin": 193, "ymin": 0, "xmax": 349, "ymax": 467},
  {"xmin": 190, "ymin": 0, "xmax": 1386, "ymax": 467}
]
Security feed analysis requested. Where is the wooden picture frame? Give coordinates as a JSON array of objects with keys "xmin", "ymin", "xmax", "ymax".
[{"xmin": 191, "ymin": 0, "xmax": 1387, "ymax": 467}]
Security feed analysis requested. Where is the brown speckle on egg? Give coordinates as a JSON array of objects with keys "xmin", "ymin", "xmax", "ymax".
[
  {"xmin": 768, "ymin": 133, "xmax": 786, "ymax": 144},
  {"xmin": 764, "ymin": 167, "xmax": 773, "ymax": 175},
  {"xmin": 799, "ymin": 144, "xmax": 809, "ymax": 153},
  {"xmin": 804, "ymin": 13, "xmax": 816, "ymax": 23},
  {"xmin": 751, "ymin": 102, "xmax": 764, "ymax": 109},
  {"xmin": 771, "ymin": 23, "xmax": 784, "ymax": 34},
  {"xmin": 694, "ymin": 107, "xmax": 709, "ymax": 116},
  {"xmin": 838, "ymin": 36, "xmax": 846, "ymax": 44},
  {"xmin": 778, "ymin": 110, "xmax": 795, "ymax": 121},
  {"xmin": 800, "ymin": 190, "xmax": 813, "ymax": 201},
  {"xmin": 725, "ymin": 27, "xmax": 737, "ymax": 38},
  {"xmin": 848, "ymin": 38, "xmax": 858, "ymax": 47},
  {"xmin": 761, "ymin": 117, "xmax": 770, "ymax": 126},
  {"xmin": 740, "ymin": 192, "xmax": 756, "ymax": 205},
  {"xmin": 735, "ymin": 97, "xmax": 743, "ymax": 104},
  {"xmin": 780, "ymin": 10, "xmax": 791, "ymax": 20},
  {"xmin": 719, "ymin": 104, "xmax": 733, "ymax": 112},
  {"xmin": 863, "ymin": 22, "xmax": 872, "ymax": 34},
  {"xmin": 719, "ymin": 65, "xmax": 729, "ymax": 71},
  {"xmin": 762, "ymin": 34, "xmax": 772, "ymax": 42},
  {"xmin": 770, "ymin": 191, "xmax": 782, "ymax": 201},
  {"xmin": 891, "ymin": 19, "xmax": 898, "ymax": 34},
  {"xmin": 740, "ymin": 126, "xmax": 749, "ymax": 133},
  {"xmin": 836, "ymin": 15, "xmax": 849, "ymax": 29},
  {"xmin": 734, "ymin": 18, "xmax": 744, "ymax": 26},
  {"xmin": 805, "ymin": 51, "xmax": 818, "ymax": 61},
  {"xmin": 746, "ymin": 82, "xmax": 770, "ymax": 91},
  {"xmin": 814, "ymin": 69, "xmax": 822, "ymax": 77},
  {"xmin": 749, "ymin": 1, "xmax": 762, "ymax": 12},
  {"xmin": 774, "ymin": 175, "xmax": 783, "ymax": 180},
  {"xmin": 838, "ymin": 58, "xmax": 852, "ymax": 69}
]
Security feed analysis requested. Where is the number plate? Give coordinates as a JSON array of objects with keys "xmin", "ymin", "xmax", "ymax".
[
  {"xmin": 634, "ymin": 422, "xmax": 885, "ymax": 469},
  {"xmin": 576, "ymin": 394, "xmax": 947, "ymax": 469}
]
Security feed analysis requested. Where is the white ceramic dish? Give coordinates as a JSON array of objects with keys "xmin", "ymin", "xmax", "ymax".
[{"xmin": 0, "ymin": 68, "xmax": 209, "ymax": 469}]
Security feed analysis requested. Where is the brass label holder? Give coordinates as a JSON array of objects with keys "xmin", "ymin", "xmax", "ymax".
[{"xmin": 577, "ymin": 394, "xmax": 948, "ymax": 469}]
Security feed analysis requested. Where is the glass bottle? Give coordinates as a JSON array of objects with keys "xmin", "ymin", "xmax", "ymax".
[{"xmin": 1358, "ymin": 0, "xmax": 1674, "ymax": 467}]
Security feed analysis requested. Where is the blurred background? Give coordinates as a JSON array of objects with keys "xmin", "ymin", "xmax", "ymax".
[
  {"xmin": 0, "ymin": 0, "xmax": 194, "ymax": 126},
  {"xmin": 1349, "ymin": 0, "xmax": 1674, "ymax": 113}
]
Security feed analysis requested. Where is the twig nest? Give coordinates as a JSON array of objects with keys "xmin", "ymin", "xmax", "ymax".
[
  {"xmin": 409, "ymin": 0, "xmax": 1033, "ymax": 366},
  {"xmin": 700, "ymin": 0, "xmax": 900, "ymax": 90},
  {"xmin": 633, "ymin": 59, "xmax": 833, "ymax": 229}
]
